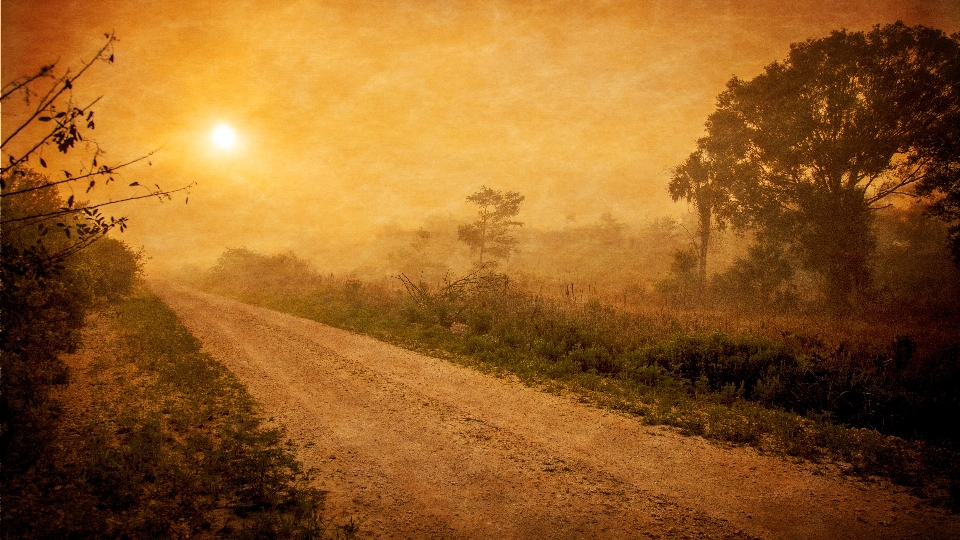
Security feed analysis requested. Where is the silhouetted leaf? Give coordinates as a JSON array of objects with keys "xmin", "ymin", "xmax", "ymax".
[
  {"xmin": 129, "ymin": 181, "xmax": 139, "ymax": 187},
  {"xmin": 55, "ymin": 112, "xmax": 66, "ymax": 118},
  {"xmin": 39, "ymin": 157, "xmax": 47, "ymax": 168},
  {"xmin": 67, "ymin": 195, "xmax": 74, "ymax": 208},
  {"xmin": 87, "ymin": 180, "xmax": 95, "ymax": 193},
  {"xmin": 38, "ymin": 116, "xmax": 52, "ymax": 122}
]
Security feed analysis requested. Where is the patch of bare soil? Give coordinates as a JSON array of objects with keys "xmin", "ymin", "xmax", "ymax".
[{"xmin": 150, "ymin": 281, "xmax": 960, "ymax": 539}]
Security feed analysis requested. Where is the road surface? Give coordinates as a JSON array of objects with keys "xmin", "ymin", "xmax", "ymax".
[{"xmin": 151, "ymin": 282, "xmax": 959, "ymax": 539}]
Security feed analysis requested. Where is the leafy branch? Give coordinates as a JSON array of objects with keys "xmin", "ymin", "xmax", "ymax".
[
  {"xmin": 1, "ymin": 34, "xmax": 115, "ymax": 159},
  {"xmin": 1, "ymin": 33, "xmax": 192, "ymax": 258}
]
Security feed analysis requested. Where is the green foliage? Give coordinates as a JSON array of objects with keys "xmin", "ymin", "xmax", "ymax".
[
  {"xmin": 698, "ymin": 204, "xmax": 960, "ymax": 315},
  {"xmin": 203, "ymin": 247, "xmax": 323, "ymax": 297},
  {"xmin": 872, "ymin": 204, "xmax": 960, "ymax": 318},
  {"xmin": 194, "ymin": 249, "xmax": 960, "ymax": 506},
  {"xmin": 668, "ymin": 135, "xmax": 752, "ymax": 285},
  {"xmin": 1, "ymin": 168, "xmax": 144, "ymax": 474},
  {"xmin": 2, "ymin": 290, "xmax": 342, "ymax": 539},
  {"xmin": 686, "ymin": 22, "xmax": 960, "ymax": 305},
  {"xmin": 712, "ymin": 242, "xmax": 796, "ymax": 310},
  {"xmin": 74, "ymin": 237, "xmax": 145, "ymax": 301},
  {"xmin": 655, "ymin": 248, "xmax": 701, "ymax": 305}
]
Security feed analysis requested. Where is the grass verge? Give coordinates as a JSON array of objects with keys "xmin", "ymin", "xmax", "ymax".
[
  {"xmin": 206, "ymin": 280, "xmax": 959, "ymax": 511},
  {"xmin": 2, "ymin": 287, "xmax": 356, "ymax": 539}
]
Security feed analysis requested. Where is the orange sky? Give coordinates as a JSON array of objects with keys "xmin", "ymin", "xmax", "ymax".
[{"xmin": 3, "ymin": 0, "xmax": 960, "ymax": 272}]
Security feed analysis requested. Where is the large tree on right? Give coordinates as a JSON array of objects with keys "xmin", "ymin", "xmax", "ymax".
[{"xmin": 695, "ymin": 22, "xmax": 960, "ymax": 306}]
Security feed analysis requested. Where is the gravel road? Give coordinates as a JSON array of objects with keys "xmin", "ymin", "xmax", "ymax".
[{"xmin": 151, "ymin": 282, "xmax": 960, "ymax": 539}]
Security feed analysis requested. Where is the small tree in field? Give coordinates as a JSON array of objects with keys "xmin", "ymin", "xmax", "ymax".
[{"xmin": 457, "ymin": 186, "xmax": 524, "ymax": 266}]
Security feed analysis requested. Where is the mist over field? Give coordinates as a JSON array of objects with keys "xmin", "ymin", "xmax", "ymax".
[{"xmin": 3, "ymin": 0, "xmax": 958, "ymax": 277}]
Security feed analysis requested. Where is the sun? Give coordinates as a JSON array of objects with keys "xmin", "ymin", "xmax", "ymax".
[{"xmin": 211, "ymin": 124, "xmax": 238, "ymax": 150}]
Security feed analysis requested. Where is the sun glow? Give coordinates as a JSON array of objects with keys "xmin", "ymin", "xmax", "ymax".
[{"xmin": 211, "ymin": 124, "xmax": 238, "ymax": 150}]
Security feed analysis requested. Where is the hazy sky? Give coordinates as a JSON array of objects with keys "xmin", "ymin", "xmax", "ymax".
[{"xmin": 4, "ymin": 0, "xmax": 960, "ymax": 271}]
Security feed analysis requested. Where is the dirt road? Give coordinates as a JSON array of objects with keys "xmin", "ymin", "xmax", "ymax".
[{"xmin": 150, "ymin": 282, "xmax": 959, "ymax": 539}]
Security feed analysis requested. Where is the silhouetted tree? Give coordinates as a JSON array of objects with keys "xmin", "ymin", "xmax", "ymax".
[
  {"xmin": 694, "ymin": 22, "xmax": 960, "ymax": 306},
  {"xmin": 669, "ymin": 152, "xmax": 713, "ymax": 289},
  {"xmin": 670, "ymin": 107, "xmax": 756, "ymax": 291},
  {"xmin": 458, "ymin": 186, "xmax": 524, "ymax": 265}
]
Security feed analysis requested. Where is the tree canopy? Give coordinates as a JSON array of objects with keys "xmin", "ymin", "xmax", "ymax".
[
  {"xmin": 685, "ymin": 22, "xmax": 960, "ymax": 304},
  {"xmin": 457, "ymin": 186, "xmax": 524, "ymax": 266}
]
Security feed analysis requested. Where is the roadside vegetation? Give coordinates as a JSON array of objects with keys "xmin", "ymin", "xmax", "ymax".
[
  {"xmin": 0, "ymin": 169, "xmax": 349, "ymax": 537},
  {"xmin": 179, "ymin": 22, "xmax": 960, "ymax": 512},
  {"xmin": 6, "ymin": 20, "xmax": 960, "ymax": 534},
  {"xmin": 1, "ymin": 167, "xmax": 144, "ymax": 477},
  {"xmin": 188, "ymin": 246, "xmax": 960, "ymax": 510},
  {"xmin": 2, "ymin": 287, "xmax": 347, "ymax": 538},
  {"xmin": 1, "ymin": 135, "xmax": 347, "ymax": 539}
]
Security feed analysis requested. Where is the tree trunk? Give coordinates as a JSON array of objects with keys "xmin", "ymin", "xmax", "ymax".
[
  {"xmin": 798, "ymin": 188, "xmax": 874, "ymax": 310},
  {"xmin": 478, "ymin": 212, "xmax": 487, "ymax": 265},
  {"xmin": 697, "ymin": 195, "xmax": 712, "ymax": 294}
]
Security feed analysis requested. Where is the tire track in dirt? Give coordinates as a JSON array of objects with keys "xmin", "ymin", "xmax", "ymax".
[{"xmin": 150, "ymin": 282, "xmax": 959, "ymax": 539}]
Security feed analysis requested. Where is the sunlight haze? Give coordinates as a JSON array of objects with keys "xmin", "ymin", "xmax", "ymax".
[
  {"xmin": 3, "ymin": 0, "xmax": 959, "ymax": 272},
  {"xmin": 211, "ymin": 124, "xmax": 238, "ymax": 151}
]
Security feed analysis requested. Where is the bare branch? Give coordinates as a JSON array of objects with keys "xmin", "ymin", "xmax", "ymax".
[
  {"xmin": 0, "ymin": 96, "xmax": 103, "ymax": 174},
  {"xmin": 1, "ymin": 34, "xmax": 114, "ymax": 150},
  {"xmin": 0, "ymin": 63, "xmax": 57, "ymax": 101},
  {"xmin": 1, "ymin": 149, "xmax": 156, "ymax": 198},
  {"xmin": 1, "ymin": 183, "xmax": 193, "ymax": 226},
  {"xmin": 865, "ymin": 158, "xmax": 931, "ymax": 206}
]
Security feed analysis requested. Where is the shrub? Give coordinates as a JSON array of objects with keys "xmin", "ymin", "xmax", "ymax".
[{"xmin": 1, "ymin": 168, "xmax": 143, "ymax": 477}]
